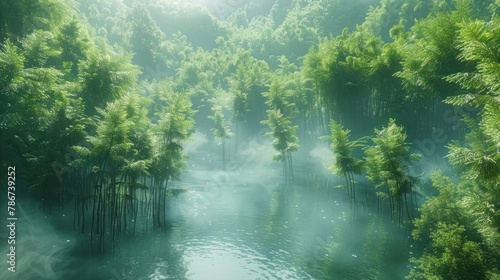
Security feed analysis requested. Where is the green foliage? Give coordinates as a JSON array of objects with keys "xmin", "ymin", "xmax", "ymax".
[
  {"xmin": 445, "ymin": 103, "xmax": 500, "ymax": 233},
  {"xmin": 175, "ymin": 55, "xmax": 214, "ymax": 95},
  {"xmin": 302, "ymin": 24, "xmax": 408, "ymax": 134},
  {"xmin": 0, "ymin": 27, "xmax": 89, "ymax": 209},
  {"xmin": 228, "ymin": 50, "xmax": 270, "ymax": 94},
  {"xmin": 396, "ymin": 5, "xmax": 472, "ymax": 98},
  {"xmin": 159, "ymin": 32, "xmax": 193, "ymax": 78},
  {"xmin": 364, "ymin": 119, "xmax": 420, "ymax": 187},
  {"xmin": 152, "ymin": 90, "xmax": 195, "ymax": 182},
  {"xmin": 262, "ymin": 109, "xmax": 299, "ymax": 163},
  {"xmin": 408, "ymin": 171, "xmax": 487, "ymax": 280},
  {"xmin": 209, "ymin": 89, "xmax": 233, "ymax": 167},
  {"xmin": 448, "ymin": 114, "xmax": 500, "ymax": 188},
  {"xmin": 231, "ymin": 89, "xmax": 249, "ymax": 123},
  {"xmin": 444, "ymin": 16, "xmax": 500, "ymax": 229},
  {"xmin": 139, "ymin": 1, "xmax": 228, "ymax": 51},
  {"xmin": 363, "ymin": 0, "xmax": 404, "ymax": 40},
  {"xmin": 316, "ymin": 0, "xmax": 376, "ymax": 37},
  {"xmin": 78, "ymin": 0, "xmax": 131, "ymax": 45},
  {"xmin": 127, "ymin": 5, "xmax": 164, "ymax": 70},
  {"xmin": 74, "ymin": 93, "xmax": 152, "ymax": 186},
  {"xmin": 409, "ymin": 222, "xmax": 486, "ymax": 280},
  {"xmin": 209, "ymin": 88, "xmax": 234, "ymax": 141},
  {"xmin": 409, "ymin": 14, "xmax": 500, "ymax": 280},
  {"xmin": 87, "ymin": 96, "xmax": 139, "ymax": 169},
  {"xmin": 364, "ymin": 119, "xmax": 421, "ymax": 222},
  {"xmin": 0, "ymin": 40, "xmax": 66, "ymax": 132},
  {"xmin": 446, "ymin": 17, "xmax": 500, "ymax": 98},
  {"xmin": 262, "ymin": 75, "xmax": 295, "ymax": 116},
  {"xmin": 210, "ymin": 109, "xmax": 232, "ymax": 140},
  {"xmin": 224, "ymin": 14, "xmax": 275, "ymax": 61},
  {"xmin": 227, "ymin": 50, "xmax": 270, "ymax": 123},
  {"xmin": 0, "ymin": 0, "xmax": 73, "ymax": 43},
  {"xmin": 69, "ymin": 92, "xmax": 155, "ymax": 245},
  {"xmin": 21, "ymin": 30, "xmax": 60, "ymax": 68},
  {"xmin": 1, "ymin": 0, "xmax": 498, "ymax": 269},
  {"xmin": 272, "ymin": 1, "xmax": 321, "ymax": 60},
  {"xmin": 412, "ymin": 171, "xmax": 475, "ymax": 241},
  {"xmin": 326, "ymin": 120, "xmax": 364, "ymax": 204},
  {"xmin": 0, "ymin": 40, "xmax": 24, "ymax": 92},
  {"xmin": 281, "ymin": 69, "xmax": 316, "ymax": 139},
  {"xmin": 56, "ymin": 20, "xmax": 91, "ymax": 77},
  {"xmin": 78, "ymin": 50, "xmax": 139, "ymax": 115},
  {"xmin": 327, "ymin": 120, "xmax": 363, "ymax": 177},
  {"xmin": 262, "ymin": 72, "xmax": 300, "ymax": 177}
]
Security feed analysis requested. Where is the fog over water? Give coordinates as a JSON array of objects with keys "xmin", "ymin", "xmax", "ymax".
[
  {"xmin": 2, "ymin": 134, "xmax": 412, "ymax": 280},
  {"xmin": 3, "ymin": 0, "xmax": 497, "ymax": 279}
]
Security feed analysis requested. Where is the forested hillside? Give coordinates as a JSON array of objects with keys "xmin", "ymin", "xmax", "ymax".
[{"xmin": 1, "ymin": 0, "xmax": 499, "ymax": 279}]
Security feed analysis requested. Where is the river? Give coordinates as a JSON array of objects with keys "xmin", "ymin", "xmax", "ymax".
[{"xmin": 2, "ymin": 141, "xmax": 413, "ymax": 280}]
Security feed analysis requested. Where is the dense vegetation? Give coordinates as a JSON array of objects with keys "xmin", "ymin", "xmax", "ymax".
[{"xmin": 1, "ymin": 0, "xmax": 499, "ymax": 278}]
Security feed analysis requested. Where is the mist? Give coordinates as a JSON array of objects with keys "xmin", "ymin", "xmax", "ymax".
[
  {"xmin": 2, "ymin": 131, "xmax": 412, "ymax": 279},
  {"xmin": 2, "ymin": 0, "xmax": 499, "ymax": 279}
]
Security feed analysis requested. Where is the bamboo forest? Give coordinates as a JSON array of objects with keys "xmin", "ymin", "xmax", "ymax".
[{"xmin": 1, "ymin": 0, "xmax": 500, "ymax": 279}]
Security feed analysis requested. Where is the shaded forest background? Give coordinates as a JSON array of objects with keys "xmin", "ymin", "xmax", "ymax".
[{"xmin": 1, "ymin": 0, "xmax": 499, "ymax": 279}]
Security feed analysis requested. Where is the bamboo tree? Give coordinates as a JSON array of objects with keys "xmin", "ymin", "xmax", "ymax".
[
  {"xmin": 150, "ymin": 89, "xmax": 195, "ymax": 228},
  {"xmin": 326, "ymin": 120, "xmax": 364, "ymax": 207},
  {"xmin": 0, "ymin": 0, "xmax": 71, "ymax": 43},
  {"xmin": 364, "ymin": 119, "xmax": 421, "ymax": 223},
  {"xmin": 443, "ymin": 16, "xmax": 500, "ymax": 230},
  {"xmin": 127, "ymin": 4, "xmax": 164, "ymax": 73},
  {"xmin": 263, "ymin": 77, "xmax": 295, "ymax": 115},
  {"xmin": 78, "ymin": 49, "xmax": 139, "ymax": 116},
  {"xmin": 21, "ymin": 30, "xmax": 60, "ymax": 69},
  {"xmin": 408, "ymin": 171, "xmax": 487, "ymax": 280},
  {"xmin": 395, "ymin": 2, "xmax": 479, "ymax": 138},
  {"xmin": 283, "ymin": 70, "xmax": 315, "ymax": 142},
  {"xmin": 209, "ymin": 88, "xmax": 234, "ymax": 169},
  {"xmin": 301, "ymin": 26, "xmax": 383, "ymax": 136},
  {"xmin": 408, "ymin": 15, "xmax": 500, "ymax": 279},
  {"xmin": 84, "ymin": 99, "xmax": 130, "ymax": 251},
  {"xmin": 70, "ymin": 92, "xmax": 153, "ymax": 251},
  {"xmin": 302, "ymin": 44, "xmax": 330, "ymax": 136},
  {"xmin": 262, "ymin": 109, "xmax": 299, "ymax": 182},
  {"xmin": 0, "ymin": 39, "xmax": 83, "ymax": 212},
  {"xmin": 262, "ymin": 75, "xmax": 300, "ymax": 181},
  {"xmin": 56, "ymin": 20, "xmax": 91, "ymax": 77},
  {"xmin": 227, "ymin": 50, "xmax": 270, "ymax": 141}
]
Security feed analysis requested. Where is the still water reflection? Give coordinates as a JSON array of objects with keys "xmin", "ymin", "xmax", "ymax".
[
  {"xmin": 5, "ymin": 149, "xmax": 411, "ymax": 280},
  {"xmin": 90, "ymin": 150, "xmax": 410, "ymax": 279}
]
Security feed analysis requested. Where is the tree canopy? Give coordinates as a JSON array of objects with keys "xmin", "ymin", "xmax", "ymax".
[{"xmin": 1, "ymin": 0, "xmax": 499, "ymax": 277}]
